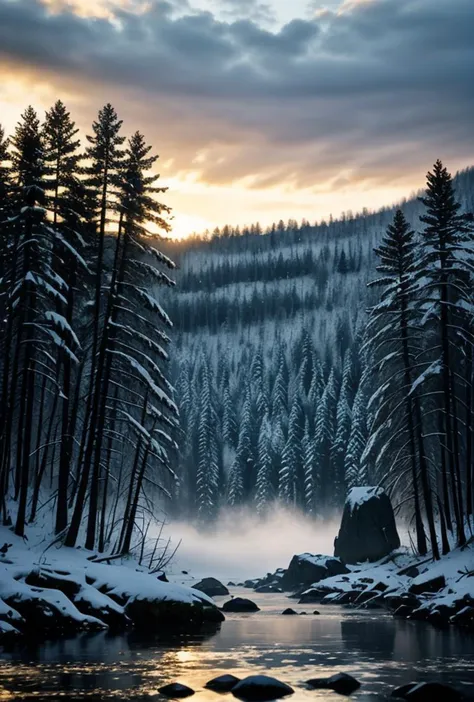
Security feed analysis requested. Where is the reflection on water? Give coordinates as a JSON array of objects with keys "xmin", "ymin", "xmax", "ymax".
[{"xmin": 0, "ymin": 590, "xmax": 473, "ymax": 701}]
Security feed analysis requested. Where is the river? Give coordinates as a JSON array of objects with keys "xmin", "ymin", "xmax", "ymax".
[{"xmin": 0, "ymin": 590, "xmax": 473, "ymax": 700}]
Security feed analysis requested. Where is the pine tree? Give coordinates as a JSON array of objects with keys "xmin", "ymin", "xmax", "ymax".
[
  {"xmin": 367, "ymin": 210, "xmax": 432, "ymax": 556},
  {"xmin": 417, "ymin": 161, "xmax": 471, "ymax": 547},
  {"xmin": 279, "ymin": 394, "xmax": 304, "ymax": 505},
  {"xmin": 255, "ymin": 413, "xmax": 274, "ymax": 514},
  {"xmin": 196, "ymin": 366, "xmax": 219, "ymax": 520}
]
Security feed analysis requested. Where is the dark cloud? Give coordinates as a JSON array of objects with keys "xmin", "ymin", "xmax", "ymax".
[{"xmin": 0, "ymin": 0, "xmax": 473, "ymax": 189}]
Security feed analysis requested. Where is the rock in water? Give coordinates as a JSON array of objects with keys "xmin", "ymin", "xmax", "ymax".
[
  {"xmin": 222, "ymin": 597, "xmax": 260, "ymax": 612},
  {"xmin": 306, "ymin": 673, "xmax": 361, "ymax": 695},
  {"xmin": 280, "ymin": 554, "xmax": 349, "ymax": 591},
  {"xmin": 281, "ymin": 608, "xmax": 298, "ymax": 615},
  {"xmin": 158, "ymin": 683, "xmax": 195, "ymax": 698},
  {"xmin": 391, "ymin": 682, "xmax": 464, "ymax": 701},
  {"xmin": 334, "ymin": 486, "xmax": 400, "ymax": 564},
  {"xmin": 205, "ymin": 674, "xmax": 241, "ymax": 692},
  {"xmin": 192, "ymin": 577, "xmax": 229, "ymax": 597},
  {"xmin": 232, "ymin": 675, "xmax": 294, "ymax": 701}
]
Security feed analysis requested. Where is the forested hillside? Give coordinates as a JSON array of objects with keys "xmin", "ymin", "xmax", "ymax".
[{"xmin": 164, "ymin": 167, "xmax": 474, "ymax": 554}]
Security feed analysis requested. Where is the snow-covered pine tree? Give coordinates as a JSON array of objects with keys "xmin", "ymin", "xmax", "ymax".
[
  {"xmin": 344, "ymin": 370, "xmax": 370, "ymax": 491},
  {"xmin": 279, "ymin": 393, "xmax": 305, "ymax": 505},
  {"xmin": 255, "ymin": 412, "xmax": 274, "ymax": 515},
  {"xmin": 366, "ymin": 209, "xmax": 434, "ymax": 557},
  {"xmin": 331, "ymin": 350, "xmax": 353, "ymax": 506},
  {"xmin": 1, "ymin": 107, "xmax": 79, "ymax": 536},
  {"xmin": 313, "ymin": 368, "xmax": 338, "ymax": 501},
  {"xmin": 302, "ymin": 420, "xmax": 317, "ymax": 513},
  {"xmin": 42, "ymin": 100, "xmax": 85, "ymax": 535},
  {"xmin": 196, "ymin": 364, "xmax": 219, "ymax": 520},
  {"xmin": 415, "ymin": 161, "xmax": 473, "ymax": 547}
]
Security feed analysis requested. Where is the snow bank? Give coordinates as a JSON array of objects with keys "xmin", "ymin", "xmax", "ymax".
[
  {"xmin": 0, "ymin": 526, "xmax": 222, "ymax": 645},
  {"xmin": 298, "ymin": 542, "xmax": 474, "ymax": 630}
]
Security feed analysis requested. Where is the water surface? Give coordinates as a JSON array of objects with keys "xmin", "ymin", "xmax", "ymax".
[{"xmin": 0, "ymin": 590, "xmax": 473, "ymax": 700}]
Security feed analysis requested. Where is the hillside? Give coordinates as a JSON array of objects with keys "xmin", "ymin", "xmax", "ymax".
[{"xmin": 162, "ymin": 167, "xmax": 474, "ymax": 522}]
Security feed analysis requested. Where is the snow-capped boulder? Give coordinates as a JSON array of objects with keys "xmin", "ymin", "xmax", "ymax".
[
  {"xmin": 192, "ymin": 577, "xmax": 229, "ymax": 597},
  {"xmin": 334, "ymin": 486, "xmax": 400, "ymax": 564},
  {"xmin": 222, "ymin": 597, "xmax": 260, "ymax": 612},
  {"xmin": 280, "ymin": 553, "xmax": 348, "ymax": 591},
  {"xmin": 232, "ymin": 675, "xmax": 294, "ymax": 701}
]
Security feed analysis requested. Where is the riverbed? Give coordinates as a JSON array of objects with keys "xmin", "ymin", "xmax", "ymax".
[{"xmin": 0, "ymin": 590, "xmax": 473, "ymax": 700}]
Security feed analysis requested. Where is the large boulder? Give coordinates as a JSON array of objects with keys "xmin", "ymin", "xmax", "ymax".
[
  {"xmin": 334, "ymin": 486, "xmax": 400, "ymax": 564},
  {"xmin": 192, "ymin": 577, "xmax": 229, "ymax": 597},
  {"xmin": 222, "ymin": 597, "xmax": 260, "ymax": 613},
  {"xmin": 280, "ymin": 554, "xmax": 349, "ymax": 591},
  {"xmin": 232, "ymin": 675, "xmax": 294, "ymax": 701}
]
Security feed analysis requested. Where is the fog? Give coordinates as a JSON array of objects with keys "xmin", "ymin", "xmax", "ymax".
[{"xmin": 162, "ymin": 507, "xmax": 341, "ymax": 586}]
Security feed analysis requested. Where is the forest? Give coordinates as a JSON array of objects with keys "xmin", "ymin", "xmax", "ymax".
[
  {"xmin": 0, "ymin": 102, "xmax": 177, "ymax": 557},
  {"xmin": 164, "ymin": 166, "xmax": 474, "ymax": 560},
  {"xmin": 1, "ymin": 100, "xmax": 474, "ymax": 563}
]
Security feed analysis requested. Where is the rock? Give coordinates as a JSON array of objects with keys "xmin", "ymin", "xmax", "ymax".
[
  {"xmin": 232, "ymin": 675, "xmax": 294, "ymax": 701},
  {"xmin": 298, "ymin": 588, "xmax": 326, "ymax": 604},
  {"xmin": 391, "ymin": 682, "xmax": 464, "ymax": 701},
  {"xmin": 227, "ymin": 582, "xmax": 236, "ymax": 587},
  {"xmin": 72, "ymin": 586, "xmax": 131, "ymax": 631},
  {"xmin": 394, "ymin": 605, "xmax": 413, "ymax": 618},
  {"xmin": 451, "ymin": 605, "xmax": 474, "ymax": 630},
  {"xmin": 192, "ymin": 577, "xmax": 229, "ymax": 597},
  {"xmin": 126, "ymin": 599, "xmax": 224, "ymax": 632},
  {"xmin": 280, "ymin": 554, "xmax": 349, "ymax": 591},
  {"xmin": 222, "ymin": 597, "xmax": 260, "ymax": 613},
  {"xmin": 158, "ymin": 683, "xmax": 195, "ymax": 698},
  {"xmin": 282, "ymin": 608, "xmax": 298, "ymax": 615},
  {"xmin": 244, "ymin": 580, "xmax": 259, "ymax": 589},
  {"xmin": 205, "ymin": 674, "xmax": 241, "ymax": 692},
  {"xmin": 306, "ymin": 672, "xmax": 361, "ymax": 695},
  {"xmin": 313, "ymin": 610, "xmax": 320, "ymax": 615},
  {"xmin": 334, "ymin": 486, "xmax": 401, "ymax": 564},
  {"xmin": 255, "ymin": 585, "xmax": 283, "ymax": 594},
  {"xmin": 25, "ymin": 570, "xmax": 81, "ymax": 599},
  {"xmin": 408, "ymin": 575, "xmax": 446, "ymax": 596}
]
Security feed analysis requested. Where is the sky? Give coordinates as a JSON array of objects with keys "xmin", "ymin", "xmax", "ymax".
[{"xmin": 0, "ymin": 0, "xmax": 473, "ymax": 238}]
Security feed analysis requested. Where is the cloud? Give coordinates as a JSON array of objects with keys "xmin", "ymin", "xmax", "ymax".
[{"xmin": 0, "ymin": 0, "xmax": 473, "ymax": 191}]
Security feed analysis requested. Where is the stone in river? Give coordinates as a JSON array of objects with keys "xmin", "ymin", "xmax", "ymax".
[
  {"xmin": 158, "ymin": 683, "xmax": 195, "ymax": 698},
  {"xmin": 232, "ymin": 675, "xmax": 294, "ymax": 701},
  {"xmin": 306, "ymin": 672, "xmax": 361, "ymax": 695},
  {"xmin": 192, "ymin": 577, "xmax": 229, "ymax": 597},
  {"xmin": 205, "ymin": 674, "xmax": 241, "ymax": 692},
  {"xmin": 222, "ymin": 597, "xmax": 260, "ymax": 612}
]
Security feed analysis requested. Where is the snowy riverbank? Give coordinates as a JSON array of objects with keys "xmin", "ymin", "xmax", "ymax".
[
  {"xmin": 0, "ymin": 527, "xmax": 223, "ymax": 645},
  {"xmin": 246, "ymin": 543, "xmax": 474, "ymax": 632}
]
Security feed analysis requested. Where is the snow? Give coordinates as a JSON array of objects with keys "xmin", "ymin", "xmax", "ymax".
[
  {"xmin": 301, "ymin": 541, "xmax": 474, "ymax": 624},
  {"xmin": 346, "ymin": 486, "xmax": 384, "ymax": 511},
  {"xmin": 0, "ymin": 525, "xmax": 216, "ymax": 640},
  {"xmin": 296, "ymin": 553, "xmax": 338, "ymax": 568}
]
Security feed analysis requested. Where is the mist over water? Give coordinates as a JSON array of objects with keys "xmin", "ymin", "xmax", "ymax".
[{"xmin": 163, "ymin": 507, "xmax": 341, "ymax": 585}]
